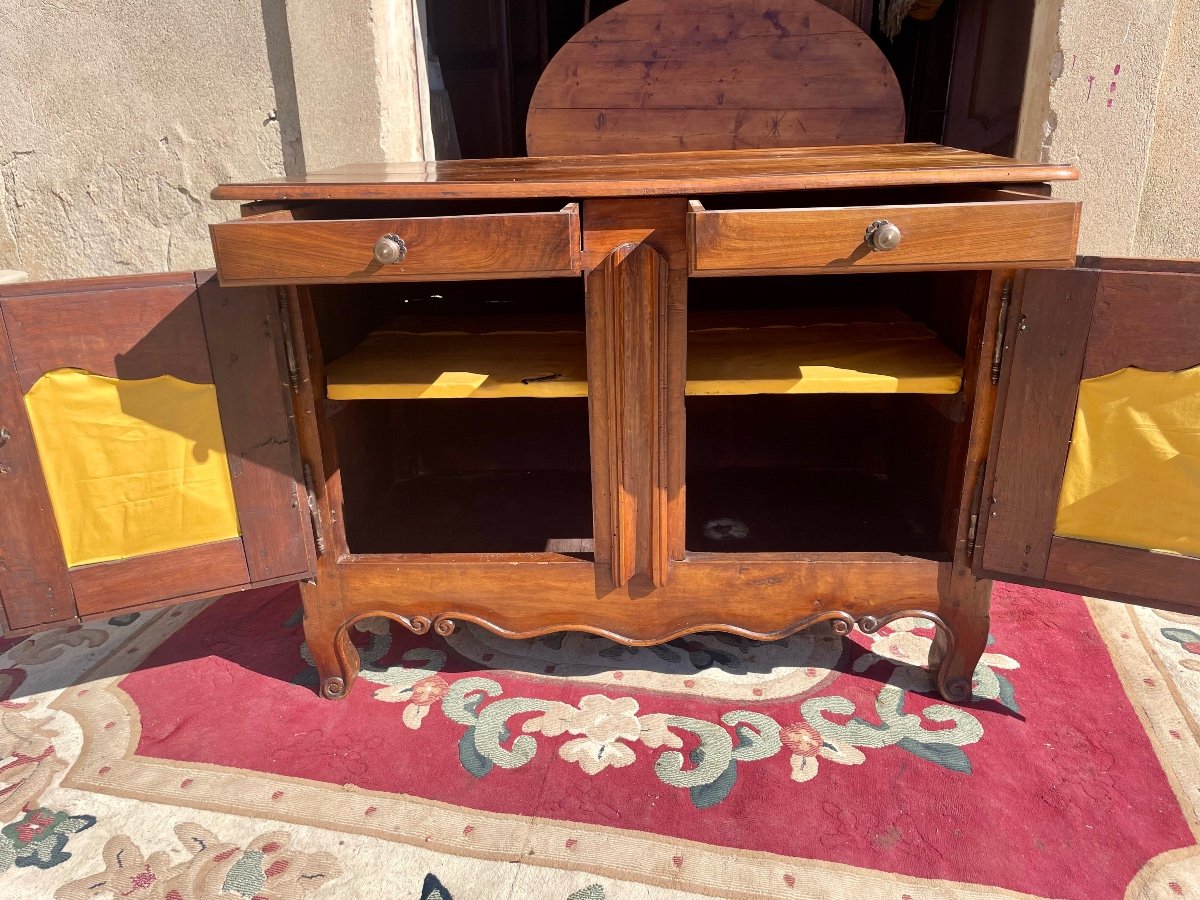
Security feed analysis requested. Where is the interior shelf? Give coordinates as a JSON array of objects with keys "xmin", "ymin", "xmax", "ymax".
[
  {"xmin": 326, "ymin": 314, "xmax": 588, "ymax": 401},
  {"xmin": 325, "ymin": 307, "xmax": 964, "ymax": 400}
]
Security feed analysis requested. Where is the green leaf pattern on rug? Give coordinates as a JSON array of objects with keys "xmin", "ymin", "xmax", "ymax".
[
  {"xmin": 0, "ymin": 808, "xmax": 95, "ymax": 871},
  {"xmin": 300, "ymin": 620, "xmax": 1016, "ymax": 808}
]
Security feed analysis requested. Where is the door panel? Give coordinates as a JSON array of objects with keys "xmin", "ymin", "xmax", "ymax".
[
  {"xmin": 196, "ymin": 275, "xmax": 314, "ymax": 582},
  {"xmin": 979, "ymin": 260, "xmax": 1200, "ymax": 609},
  {"xmin": 0, "ymin": 273, "xmax": 313, "ymax": 632},
  {"xmin": 0, "ymin": 311, "xmax": 74, "ymax": 631}
]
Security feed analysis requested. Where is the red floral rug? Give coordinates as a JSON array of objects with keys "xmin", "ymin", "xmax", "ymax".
[{"xmin": 2, "ymin": 581, "xmax": 1199, "ymax": 898}]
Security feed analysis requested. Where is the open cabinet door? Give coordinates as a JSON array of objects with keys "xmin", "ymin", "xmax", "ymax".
[
  {"xmin": 0, "ymin": 272, "xmax": 314, "ymax": 634},
  {"xmin": 978, "ymin": 258, "xmax": 1200, "ymax": 608}
]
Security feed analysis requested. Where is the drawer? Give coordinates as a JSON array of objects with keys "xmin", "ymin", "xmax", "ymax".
[
  {"xmin": 688, "ymin": 190, "xmax": 1081, "ymax": 276},
  {"xmin": 211, "ymin": 203, "xmax": 581, "ymax": 286}
]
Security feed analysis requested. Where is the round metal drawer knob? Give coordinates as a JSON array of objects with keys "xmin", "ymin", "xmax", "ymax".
[
  {"xmin": 373, "ymin": 234, "xmax": 408, "ymax": 265},
  {"xmin": 865, "ymin": 219, "xmax": 902, "ymax": 252}
]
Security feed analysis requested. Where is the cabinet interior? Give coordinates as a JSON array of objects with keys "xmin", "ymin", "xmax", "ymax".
[
  {"xmin": 685, "ymin": 270, "xmax": 981, "ymax": 556},
  {"xmin": 312, "ymin": 278, "xmax": 594, "ymax": 556},
  {"xmin": 311, "ymin": 269, "xmax": 982, "ymax": 558}
]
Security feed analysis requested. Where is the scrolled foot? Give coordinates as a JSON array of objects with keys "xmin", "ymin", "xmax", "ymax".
[
  {"xmin": 321, "ymin": 677, "xmax": 348, "ymax": 700},
  {"xmin": 303, "ymin": 612, "xmax": 361, "ymax": 702},
  {"xmin": 937, "ymin": 674, "xmax": 973, "ymax": 703},
  {"xmin": 933, "ymin": 613, "xmax": 989, "ymax": 704}
]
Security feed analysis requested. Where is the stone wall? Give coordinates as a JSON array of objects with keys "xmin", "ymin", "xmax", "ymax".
[
  {"xmin": 0, "ymin": 0, "xmax": 430, "ymax": 281},
  {"xmin": 1018, "ymin": 0, "xmax": 1199, "ymax": 258}
]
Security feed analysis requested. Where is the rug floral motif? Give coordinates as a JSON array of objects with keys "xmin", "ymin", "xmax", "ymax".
[{"xmin": 0, "ymin": 582, "xmax": 1195, "ymax": 898}]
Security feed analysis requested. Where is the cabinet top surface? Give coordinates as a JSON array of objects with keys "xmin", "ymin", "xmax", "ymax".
[{"xmin": 212, "ymin": 144, "xmax": 1078, "ymax": 202}]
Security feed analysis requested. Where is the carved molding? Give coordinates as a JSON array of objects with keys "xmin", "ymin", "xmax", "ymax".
[
  {"xmin": 325, "ymin": 606, "xmax": 968, "ymax": 701},
  {"xmin": 586, "ymin": 242, "xmax": 670, "ymax": 589}
]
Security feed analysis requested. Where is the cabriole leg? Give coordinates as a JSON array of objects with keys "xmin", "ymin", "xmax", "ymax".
[
  {"xmin": 300, "ymin": 580, "xmax": 360, "ymax": 700},
  {"xmin": 932, "ymin": 576, "xmax": 992, "ymax": 702}
]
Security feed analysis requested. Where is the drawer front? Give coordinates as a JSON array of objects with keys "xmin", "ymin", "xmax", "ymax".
[
  {"xmin": 689, "ymin": 196, "xmax": 1080, "ymax": 276},
  {"xmin": 212, "ymin": 206, "xmax": 581, "ymax": 286}
]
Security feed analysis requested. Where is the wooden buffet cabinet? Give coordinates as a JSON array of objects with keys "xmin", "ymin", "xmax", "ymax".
[{"xmin": 2, "ymin": 145, "xmax": 1198, "ymax": 703}]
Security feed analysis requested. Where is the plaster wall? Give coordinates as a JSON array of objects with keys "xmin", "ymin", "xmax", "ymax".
[
  {"xmin": 0, "ymin": 0, "xmax": 292, "ymax": 280},
  {"xmin": 1019, "ymin": 0, "xmax": 1200, "ymax": 258},
  {"xmin": 0, "ymin": 0, "xmax": 431, "ymax": 280}
]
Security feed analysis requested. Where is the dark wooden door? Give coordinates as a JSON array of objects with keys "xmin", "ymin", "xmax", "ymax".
[
  {"xmin": 940, "ymin": 0, "xmax": 1035, "ymax": 154},
  {"xmin": 979, "ymin": 258, "xmax": 1200, "ymax": 609},
  {"xmin": 0, "ymin": 272, "xmax": 313, "ymax": 633},
  {"xmin": 429, "ymin": 0, "xmax": 551, "ymax": 158},
  {"xmin": 887, "ymin": 0, "xmax": 1035, "ymax": 155}
]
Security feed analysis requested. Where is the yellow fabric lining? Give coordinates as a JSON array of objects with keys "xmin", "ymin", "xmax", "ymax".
[
  {"xmin": 326, "ymin": 309, "xmax": 963, "ymax": 400},
  {"xmin": 1055, "ymin": 365, "xmax": 1200, "ymax": 558},
  {"xmin": 24, "ymin": 369, "xmax": 241, "ymax": 568}
]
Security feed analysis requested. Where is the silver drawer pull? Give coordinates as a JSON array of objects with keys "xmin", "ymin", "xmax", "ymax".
[
  {"xmin": 373, "ymin": 234, "xmax": 408, "ymax": 265},
  {"xmin": 864, "ymin": 219, "xmax": 902, "ymax": 252}
]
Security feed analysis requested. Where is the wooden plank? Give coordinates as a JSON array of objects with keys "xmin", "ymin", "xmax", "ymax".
[
  {"xmin": 211, "ymin": 208, "xmax": 581, "ymax": 287},
  {"xmin": 587, "ymin": 243, "xmax": 669, "ymax": 589},
  {"xmin": 1081, "ymin": 268, "xmax": 1200, "ymax": 378},
  {"xmin": 581, "ymin": 198, "xmax": 689, "ymax": 561},
  {"xmin": 690, "ymin": 198, "xmax": 1081, "ymax": 275},
  {"xmin": 979, "ymin": 268, "xmax": 1099, "ymax": 582},
  {"xmin": 335, "ymin": 552, "xmax": 944, "ymax": 646},
  {"xmin": 531, "ymin": 64, "xmax": 898, "ymax": 110},
  {"xmin": 0, "ymin": 281, "xmax": 212, "ymax": 392},
  {"xmin": 527, "ymin": 108, "xmax": 906, "ymax": 156},
  {"xmin": 196, "ymin": 276, "xmax": 314, "ymax": 584},
  {"xmin": 210, "ymin": 144, "xmax": 1079, "ymax": 203},
  {"xmin": 0, "ymin": 308, "xmax": 76, "ymax": 631},
  {"xmin": 1045, "ymin": 538, "xmax": 1200, "ymax": 611},
  {"xmin": 71, "ymin": 539, "xmax": 250, "ymax": 617},
  {"xmin": 0, "ymin": 271, "xmax": 197, "ymax": 300}
]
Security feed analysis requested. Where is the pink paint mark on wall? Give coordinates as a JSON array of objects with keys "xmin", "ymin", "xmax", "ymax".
[
  {"xmin": 1107, "ymin": 64, "xmax": 1121, "ymax": 109},
  {"xmin": 1085, "ymin": 74, "xmax": 1096, "ymax": 101},
  {"xmin": 1071, "ymin": 54, "xmax": 1078, "ymax": 72}
]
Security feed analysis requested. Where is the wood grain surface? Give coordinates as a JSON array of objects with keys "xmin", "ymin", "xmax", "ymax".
[
  {"xmin": 690, "ymin": 196, "xmax": 1081, "ymax": 275},
  {"xmin": 0, "ymin": 277, "xmax": 213, "ymax": 392},
  {"xmin": 587, "ymin": 243, "xmax": 670, "ymax": 589},
  {"xmin": 0, "ymin": 311, "xmax": 75, "ymax": 631},
  {"xmin": 71, "ymin": 538, "xmax": 250, "ymax": 617},
  {"xmin": 1080, "ymin": 268, "xmax": 1200, "ymax": 379},
  {"xmin": 525, "ymin": 0, "xmax": 904, "ymax": 155},
  {"xmin": 336, "ymin": 553, "xmax": 946, "ymax": 646},
  {"xmin": 197, "ymin": 276, "xmax": 315, "ymax": 583},
  {"xmin": 979, "ymin": 267, "xmax": 1099, "ymax": 583},
  {"xmin": 212, "ymin": 207, "xmax": 581, "ymax": 286},
  {"xmin": 1044, "ymin": 537, "xmax": 1200, "ymax": 611},
  {"xmin": 212, "ymin": 144, "xmax": 1079, "ymax": 202}
]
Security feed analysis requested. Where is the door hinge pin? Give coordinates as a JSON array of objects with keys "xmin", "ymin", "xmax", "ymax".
[
  {"xmin": 990, "ymin": 280, "xmax": 1013, "ymax": 386},
  {"xmin": 965, "ymin": 466, "xmax": 988, "ymax": 558},
  {"xmin": 277, "ymin": 287, "xmax": 301, "ymax": 391},
  {"xmin": 303, "ymin": 463, "xmax": 326, "ymax": 554}
]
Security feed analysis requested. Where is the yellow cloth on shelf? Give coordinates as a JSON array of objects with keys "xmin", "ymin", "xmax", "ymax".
[
  {"xmin": 686, "ymin": 319, "xmax": 963, "ymax": 395},
  {"xmin": 24, "ymin": 369, "xmax": 241, "ymax": 568},
  {"xmin": 326, "ymin": 329, "xmax": 590, "ymax": 400},
  {"xmin": 325, "ymin": 309, "xmax": 963, "ymax": 400},
  {"xmin": 1055, "ymin": 366, "xmax": 1200, "ymax": 558}
]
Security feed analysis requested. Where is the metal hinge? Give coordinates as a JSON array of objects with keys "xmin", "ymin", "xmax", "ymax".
[
  {"xmin": 277, "ymin": 287, "xmax": 301, "ymax": 391},
  {"xmin": 302, "ymin": 463, "xmax": 326, "ymax": 555},
  {"xmin": 990, "ymin": 280, "xmax": 1013, "ymax": 385},
  {"xmin": 965, "ymin": 466, "xmax": 988, "ymax": 558}
]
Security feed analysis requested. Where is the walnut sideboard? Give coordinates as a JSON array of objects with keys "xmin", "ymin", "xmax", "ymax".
[{"xmin": 2, "ymin": 145, "xmax": 1198, "ymax": 702}]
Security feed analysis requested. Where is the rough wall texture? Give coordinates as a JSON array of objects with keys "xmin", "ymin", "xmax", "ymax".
[
  {"xmin": 287, "ymin": 0, "xmax": 432, "ymax": 171},
  {"xmin": 0, "ymin": 0, "xmax": 289, "ymax": 280},
  {"xmin": 1021, "ymin": 0, "xmax": 1200, "ymax": 258},
  {"xmin": 1133, "ymin": 0, "xmax": 1199, "ymax": 258}
]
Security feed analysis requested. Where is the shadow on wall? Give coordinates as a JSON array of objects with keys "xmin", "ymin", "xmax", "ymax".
[{"xmin": 260, "ymin": 0, "xmax": 307, "ymax": 175}]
